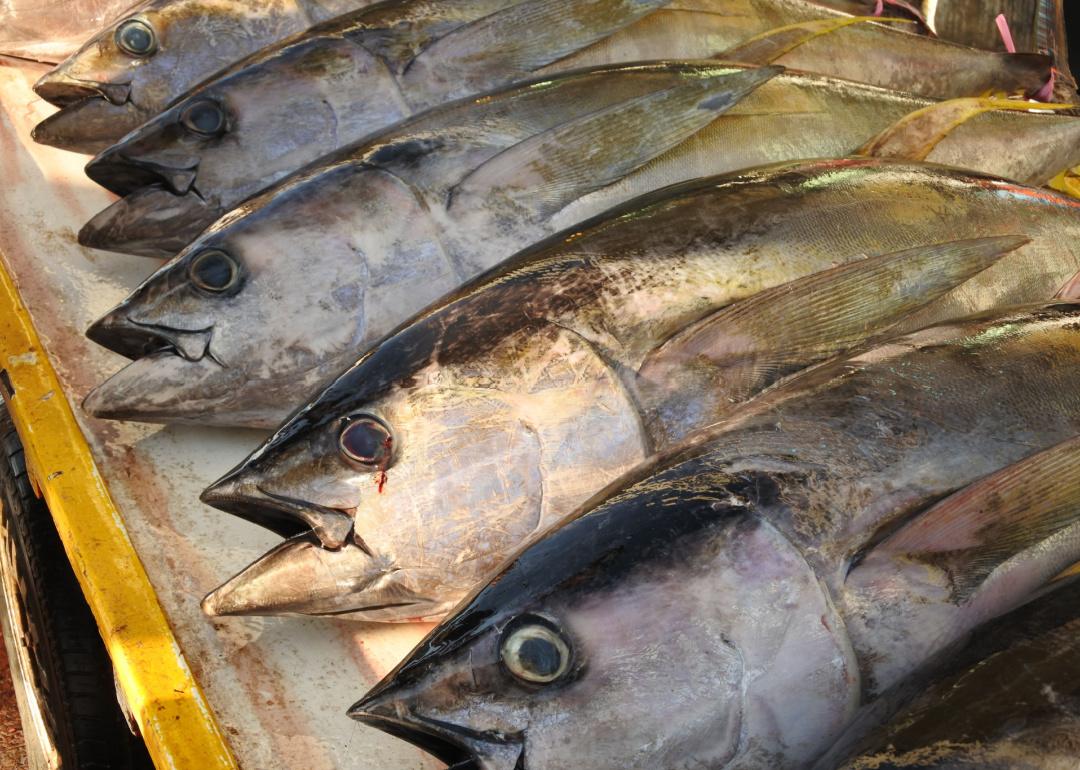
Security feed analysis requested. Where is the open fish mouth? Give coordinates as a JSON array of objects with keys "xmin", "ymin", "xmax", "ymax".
[{"xmin": 199, "ymin": 479, "xmax": 354, "ymax": 546}]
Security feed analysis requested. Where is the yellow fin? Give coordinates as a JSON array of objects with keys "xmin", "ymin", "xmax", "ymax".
[
  {"xmin": 720, "ymin": 16, "xmax": 914, "ymax": 65},
  {"xmin": 1048, "ymin": 165, "xmax": 1080, "ymax": 201},
  {"xmin": 858, "ymin": 97, "xmax": 1079, "ymax": 161},
  {"xmin": 1051, "ymin": 561, "xmax": 1080, "ymax": 583}
]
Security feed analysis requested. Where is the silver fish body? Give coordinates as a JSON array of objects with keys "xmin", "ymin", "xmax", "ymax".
[
  {"xmin": 31, "ymin": 0, "xmax": 374, "ymax": 154},
  {"xmin": 348, "ymin": 303, "xmax": 1080, "ymax": 770},
  {"xmin": 79, "ymin": 0, "xmax": 1062, "ymax": 255},
  {"xmin": 194, "ymin": 159, "xmax": 1080, "ymax": 620}
]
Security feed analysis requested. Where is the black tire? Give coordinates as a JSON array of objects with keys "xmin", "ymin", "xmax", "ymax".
[{"xmin": 0, "ymin": 404, "xmax": 153, "ymax": 770}]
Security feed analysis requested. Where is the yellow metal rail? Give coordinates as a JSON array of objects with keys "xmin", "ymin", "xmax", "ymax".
[{"xmin": 0, "ymin": 262, "xmax": 238, "ymax": 770}]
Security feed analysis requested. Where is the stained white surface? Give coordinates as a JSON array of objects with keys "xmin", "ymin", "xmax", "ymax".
[{"xmin": 0, "ymin": 55, "xmax": 442, "ymax": 770}]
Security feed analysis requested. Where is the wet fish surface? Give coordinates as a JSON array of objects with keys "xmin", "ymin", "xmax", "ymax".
[
  {"xmin": 835, "ymin": 528, "xmax": 1080, "ymax": 770},
  {"xmin": 81, "ymin": 0, "xmax": 1066, "ymax": 254},
  {"xmin": 346, "ymin": 302, "xmax": 1080, "ymax": 769},
  {"xmin": 30, "ymin": 0, "xmax": 375, "ymax": 154},
  {"xmin": 192, "ymin": 159, "xmax": 1080, "ymax": 621}
]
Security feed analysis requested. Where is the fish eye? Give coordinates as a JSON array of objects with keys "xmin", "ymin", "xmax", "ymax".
[
  {"xmin": 115, "ymin": 18, "xmax": 157, "ymax": 57},
  {"xmin": 500, "ymin": 616, "xmax": 572, "ymax": 685},
  {"xmin": 339, "ymin": 416, "xmax": 393, "ymax": 468},
  {"xmin": 181, "ymin": 99, "xmax": 226, "ymax": 137},
  {"xmin": 189, "ymin": 249, "xmax": 239, "ymax": 293}
]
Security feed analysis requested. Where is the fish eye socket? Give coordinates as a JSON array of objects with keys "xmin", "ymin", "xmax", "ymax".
[
  {"xmin": 500, "ymin": 617, "xmax": 572, "ymax": 685},
  {"xmin": 189, "ymin": 249, "xmax": 239, "ymax": 293},
  {"xmin": 181, "ymin": 99, "xmax": 226, "ymax": 137},
  {"xmin": 115, "ymin": 18, "xmax": 157, "ymax": 57},
  {"xmin": 339, "ymin": 416, "xmax": 393, "ymax": 468}
]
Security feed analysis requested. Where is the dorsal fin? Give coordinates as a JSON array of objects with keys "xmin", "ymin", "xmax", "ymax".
[
  {"xmin": 720, "ymin": 15, "xmax": 915, "ymax": 65},
  {"xmin": 639, "ymin": 235, "xmax": 1026, "ymax": 410},
  {"xmin": 447, "ymin": 64, "xmax": 780, "ymax": 218},
  {"xmin": 868, "ymin": 434, "xmax": 1080, "ymax": 603},
  {"xmin": 857, "ymin": 97, "xmax": 1079, "ymax": 160}
]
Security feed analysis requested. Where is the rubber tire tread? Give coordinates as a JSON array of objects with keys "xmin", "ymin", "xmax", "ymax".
[{"xmin": 0, "ymin": 405, "xmax": 152, "ymax": 770}]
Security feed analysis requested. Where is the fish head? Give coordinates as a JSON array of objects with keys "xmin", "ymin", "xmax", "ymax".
[
  {"xmin": 32, "ymin": 0, "xmax": 298, "ymax": 153},
  {"xmin": 83, "ymin": 33, "xmax": 383, "ymax": 212},
  {"xmin": 199, "ymin": 316, "xmax": 651, "ymax": 610},
  {"xmin": 349, "ymin": 461, "xmax": 860, "ymax": 769},
  {"xmin": 82, "ymin": 167, "xmax": 377, "ymax": 426}
]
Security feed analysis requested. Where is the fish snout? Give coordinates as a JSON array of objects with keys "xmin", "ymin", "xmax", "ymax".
[
  {"xmin": 201, "ymin": 473, "xmax": 354, "ymax": 546},
  {"xmin": 86, "ymin": 145, "xmax": 199, "ymax": 197},
  {"xmin": 34, "ymin": 70, "xmax": 131, "ymax": 107},
  {"xmin": 86, "ymin": 310, "xmax": 212, "ymax": 362},
  {"xmin": 86, "ymin": 308, "xmax": 174, "ymax": 359},
  {"xmin": 201, "ymin": 536, "xmax": 398, "ymax": 618}
]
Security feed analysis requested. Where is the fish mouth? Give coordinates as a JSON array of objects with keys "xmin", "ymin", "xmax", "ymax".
[
  {"xmin": 200, "ymin": 477, "xmax": 355, "ymax": 548},
  {"xmin": 79, "ymin": 185, "xmax": 216, "ymax": 258},
  {"xmin": 86, "ymin": 145, "xmax": 200, "ymax": 197},
  {"xmin": 353, "ymin": 710, "xmax": 481, "ymax": 769},
  {"xmin": 33, "ymin": 72, "xmax": 132, "ymax": 107},
  {"xmin": 86, "ymin": 311, "xmax": 212, "ymax": 362},
  {"xmin": 350, "ymin": 701, "xmax": 524, "ymax": 770}
]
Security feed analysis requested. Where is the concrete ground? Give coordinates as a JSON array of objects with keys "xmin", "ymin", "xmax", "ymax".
[{"xmin": 0, "ymin": 640, "xmax": 27, "ymax": 770}]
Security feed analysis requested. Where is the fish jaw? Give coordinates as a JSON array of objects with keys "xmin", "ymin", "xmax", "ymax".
[
  {"xmin": 78, "ymin": 186, "xmax": 215, "ymax": 257},
  {"xmin": 82, "ymin": 352, "xmax": 278, "ymax": 427},
  {"xmin": 200, "ymin": 467, "xmax": 354, "ymax": 545},
  {"xmin": 32, "ymin": 96, "xmax": 147, "ymax": 155},
  {"xmin": 201, "ymin": 536, "xmax": 449, "ymax": 621},
  {"xmin": 351, "ymin": 695, "xmax": 521, "ymax": 770},
  {"xmin": 86, "ymin": 140, "xmax": 200, "ymax": 197}
]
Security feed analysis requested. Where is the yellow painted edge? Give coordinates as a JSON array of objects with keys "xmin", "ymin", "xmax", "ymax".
[{"xmin": 0, "ymin": 261, "xmax": 237, "ymax": 770}]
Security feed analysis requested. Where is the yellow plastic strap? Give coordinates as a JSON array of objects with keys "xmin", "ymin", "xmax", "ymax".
[
  {"xmin": 721, "ymin": 16, "xmax": 914, "ymax": 64},
  {"xmin": 858, "ymin": 97, "xmax": 1079, "ymax": 160},
  {"xmin": 0, "ymin": 261, "xmax": 237, "ymax": 770}
]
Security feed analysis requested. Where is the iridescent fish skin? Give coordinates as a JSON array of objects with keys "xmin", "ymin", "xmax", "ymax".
[
  {"xmin": 31, "ymin": 0, "xmax": 373, "ymax": 154},
  {"xmin": 194, "ymin": 160, "xmax": 1080, "ymax": 621},
  {"xmin": 80, "ymin": 0, "xmax": 1059, "ymax": 253},
  {"xmin": 347, "ymin": 303, "xmax": 1080, "ymax": 770}
]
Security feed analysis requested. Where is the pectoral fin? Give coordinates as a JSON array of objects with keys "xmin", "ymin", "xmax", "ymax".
[
  {"xmin": 857, "ymin": 97, "xmax": 1079, "ymax": 160},
  {"xmin": 869, "ymin": 435, "xmax": 1080, "ymax": 603},
  {"xmin": 407, "ymin": 0, "xmax": 669, "ymax": 78},
  {"xmin": 448, "ymin": 64, "xmax": 781, "ymax": 218},
  {"xmin": 720, "ymin": 16, "xmax": 914, "ymax": 65},
  {"xmin": 641, "ymin": 235, "xmax": 1027, "ymax": 406}
]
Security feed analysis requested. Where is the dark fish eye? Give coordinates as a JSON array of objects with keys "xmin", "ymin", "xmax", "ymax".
[
  {"xmin": 181, "ymin": 100, "xmax": 226, "ymax": 137},
  {"xmin": 115, "ymin": 18, "xmax": 157, "ymax": 57},
  {"xmin": 500, "ymin": 617, "xmax": 572, "ymax": 684},
  {"xmin": 189, "ymin": 249, "xmax": 239, "ymax": 293},
  {"xmin": 339, "ymin": 416, "xmax": 393, "ymax": 467}
]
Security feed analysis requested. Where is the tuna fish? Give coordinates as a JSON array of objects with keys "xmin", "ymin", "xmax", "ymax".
[
  {"xmin": 193, "ymin": 159, "xmax": 1080, "ymax": 621},
  {"xmin": 347, "ymin": 303, "xmax": 1080, "ymax": 769},
  {"xmin": 30, "ymin": 0, "xmax": 374, "ymax": 154},
  {"xmin": 81, "ymin": 65, "xmax": 1080, "ymax": 426},
  {"xmin": 80, "ymin": 0, "xmax": 1063, "ymax": 254}
]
